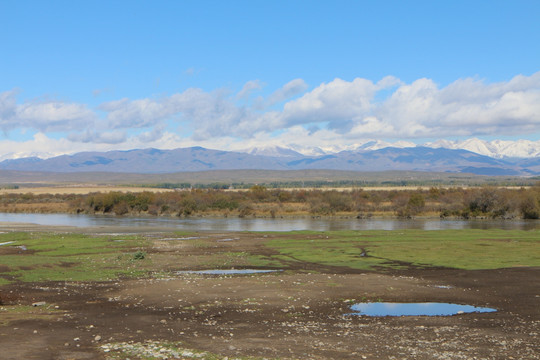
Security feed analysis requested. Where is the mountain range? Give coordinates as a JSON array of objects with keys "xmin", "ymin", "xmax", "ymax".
[
  {"xmin": 1, "ymin": 145, "xmax": 539, "ymax": 176},
  {"xmin": 247, "ymin": 138, "xmax": 540, "ymax": 159}
]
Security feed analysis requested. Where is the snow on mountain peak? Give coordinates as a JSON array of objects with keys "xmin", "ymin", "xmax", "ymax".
[
  {"xmin": 244, "ymin": 139, "xmax": 540, "ymax": 159},
  {"xmin": 424, "ymin": 139, "xmax": 540, "ymax": 158},
  {"xmin": 245, "ymin": 146, "xmax": 303, "ymax": 158}
]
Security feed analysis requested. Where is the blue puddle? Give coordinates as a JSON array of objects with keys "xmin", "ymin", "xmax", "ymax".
[
  {"xmin": 177, "ymin": 269, "xmax": 281, "ymax": 275},
  {"xmin": 349, "ymin": 302, "xmax": 497, "ymax": 317}
]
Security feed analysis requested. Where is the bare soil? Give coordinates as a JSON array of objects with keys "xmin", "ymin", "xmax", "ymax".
[{"xmin": 0, "ymin": 230, "xmax": 539, "ymax": 360}]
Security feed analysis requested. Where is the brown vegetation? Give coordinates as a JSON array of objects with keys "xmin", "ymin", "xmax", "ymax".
[{"xmin": 1, "ymin": 184, "xmax": 539, "ymax": 219}]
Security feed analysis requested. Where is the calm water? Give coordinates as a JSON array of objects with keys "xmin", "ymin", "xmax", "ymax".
[
  {"xmin": 0, "ymin": 212, "xmax": 538, "ymax": 231},
  {"xmin": 349, "ymin": 302, "xmax": 497, "ymax": 317}
]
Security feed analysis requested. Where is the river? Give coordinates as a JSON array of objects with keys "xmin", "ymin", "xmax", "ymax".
[{"xmin": 0, "ymin": 213, "xmax": 538, "ymax": 231}]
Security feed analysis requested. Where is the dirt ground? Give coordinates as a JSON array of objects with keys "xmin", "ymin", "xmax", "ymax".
[{"xmin": 0, "ymin": 229, "xmax": 539, "ymax": 360}]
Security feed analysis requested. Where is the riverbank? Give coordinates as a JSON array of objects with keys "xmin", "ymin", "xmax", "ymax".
[
  {"xmin": 1, "ymin": 184, "xmax": 539, "ymax": 220},
  {"xmin": 2, "ymin": 213, "xmax": 540, "ymax": 232},
  {"xmin": 1, "ymin": 229, "xmax": 539, "ymax": 359}
]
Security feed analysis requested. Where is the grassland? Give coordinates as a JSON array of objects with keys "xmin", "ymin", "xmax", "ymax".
[
  {"xmin": 3, "ymin": 169, "xmax": 536, "ymax": 188},
  {"xmin": 0, "ymin": 186, "xmax": 174, "ymax": 195},
  {"xmin": 1, "ymin": 229, "xmax": 538, "ymax": 287},
  {"xmin": 264, "ymin": 229, "xmax": 540, "ymax": 270},
  {"xmin": 0, "ymin": 232, "xmax": 150, "ymax": 285},
  {"xmin": 1, "ymin": 227, "xmax": 539, "ymax": 359}
]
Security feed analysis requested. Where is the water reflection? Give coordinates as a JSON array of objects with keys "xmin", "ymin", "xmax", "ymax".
[
  {"xmin": 349, "ymin": 302, "xmax": 497, "ymax": 317},
  {"xmin": 0, "ymin": 212, "xmax": 538, "ymax": 231}
]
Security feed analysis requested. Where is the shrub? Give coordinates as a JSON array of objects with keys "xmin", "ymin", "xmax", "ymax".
[
  {"xmin": 407, "ymin": 193, "xmax": 425, "ymax": 214},
  {"xmin": 132, "ymin": 251, "xmax": 146, "ymax": 260},
  {"xmin": 521, "ymin": 196, "xmax": 540, "ymax": 219}
]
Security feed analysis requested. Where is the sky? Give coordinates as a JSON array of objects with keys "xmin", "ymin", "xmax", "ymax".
[{"xmin": 1, "ymin": 0, "xmax": 539, "ymax": 159}]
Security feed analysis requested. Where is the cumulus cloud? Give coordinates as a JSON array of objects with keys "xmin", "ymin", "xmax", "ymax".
[
  {"xmin": 373, "ymin": 73, "xmax": 540, "ymax": 138},
  {"xmin": 279, "ymin": 76, "xmax": 400, "ymax": 132},
  {"xmin": 0, "ymin": 90, "xmax": 95, "ymax": 133},
  {"xmin": 100, "ymin": 97, "xmax": 175, "ymax": 129},
  {"xmin": 96, "ymin": 88, "xmax": 264, "ymax": 140},
  {"xmin": 137, "ymin": 125, "xmax": 166, "ymax": 143},
  {"xmin": 263, "ymin": 73, "xmax": 540, "ymax": 140},
  {"xmin": 16, "ymin": 101, "xmax": 95, "ymax": 132},
  {"xmin": 68, "ymin": 129, "xmax": 127, "ymax": 144},
  {"xmin": 1, "ymin": 72, "xmax": 539, "ymax": 159},
  {"xmin": 0, "ymin": 91, "xmax": 18, "ymax": 134},
  {"xmin": 167, "ymin": 88, "xmax": 257, "ymax": 139},
  {"xmin": 0, "ymin": 132, "xmax": 121, "ymax": 160},
  {"xmin": 267, "ymin": 78, "xmax": 308, "ymax": 105},
  {"xmin": 236, "ymin": 80, "xmax": 263, "ymax": 100}
]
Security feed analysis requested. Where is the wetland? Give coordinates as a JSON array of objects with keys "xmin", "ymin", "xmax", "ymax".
[{"xmin": 0, "ymin": 224, "xmax": 539, "ymax": 359}]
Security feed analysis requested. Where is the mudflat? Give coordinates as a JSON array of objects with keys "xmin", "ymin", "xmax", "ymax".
[{"xmin": 0, "ymin": 227, "xmax": 539, "ymax": 360}]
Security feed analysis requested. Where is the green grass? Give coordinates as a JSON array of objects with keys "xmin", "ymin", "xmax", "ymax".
[
  {"xmin": 264, "ymin": 229, "xmax": 540, "ymax": 270},
  {"xmin": 0, "ymin": 232, "xmax": 150, "ymax": 283},
  {"xmin": 1, "ymin": 229, "xmax": 539, "ymax": 285}
]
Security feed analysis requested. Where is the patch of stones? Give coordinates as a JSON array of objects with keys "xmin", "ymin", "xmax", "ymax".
[{"xmin": 100, "ymin": 340, "xmax": 246, "ymax": 360}]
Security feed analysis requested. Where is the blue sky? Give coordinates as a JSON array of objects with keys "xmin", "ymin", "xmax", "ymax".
[{"xmin": 1, "ymin": 0, "xmax": 539, "ymax": 158}]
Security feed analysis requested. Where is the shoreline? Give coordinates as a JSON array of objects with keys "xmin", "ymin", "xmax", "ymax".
[{"xmin": 1, "ymin": 229, "xmax": 539, "ymax": 359}]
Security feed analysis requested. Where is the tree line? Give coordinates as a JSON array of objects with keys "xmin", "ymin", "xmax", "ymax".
[{"xmin": 1, "ymin": 184, "xmax": 539, "ymax": 219}]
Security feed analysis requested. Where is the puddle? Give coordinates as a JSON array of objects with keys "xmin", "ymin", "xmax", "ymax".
[
  {"xmin": 431, "ymin": 285, "xmax": 453, "ymax": 289},
  {"xmin": 216, "ymin": 238, "xmax": 239, "ymax": 242},
  {"xmin": 348, "ymin": 302, "xmax": 497, "ymax": 317},
  {"xmin": 99, "ymin": 233, "xmax": 137, "ymax": 236},
  {"xmin": 0, "ymin": 241, "xmax": 15, "ymax": 246},
  {"xmin": 177, "ymin": 269, "xmax": 281, "ymax": 275}
]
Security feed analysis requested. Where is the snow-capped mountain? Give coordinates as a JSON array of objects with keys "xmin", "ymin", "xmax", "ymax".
[
  {"xmin": 244, "ymin": 146, "xmax": 304, "ymax": 158},
  {"xmin": 425, "ymin": 138, "xmax": 540, "ymax": 159},
  {"xmin": 0, "ymin": 145, "xmax": 538, "ymax": 175},
  {"xmin": 355, "ymin": 140, "xmax": 416, "ymax": 151},
  {"xmin": 245, "ymin": 139, "xmax": 540, "ymax": 159},
  {"xmin": 245, "ymin": 140, "xmax": 417, "ymax": 157},
  {"xmin": 0, "ymin": 151, "xmax": 59, "ymax": 162}
]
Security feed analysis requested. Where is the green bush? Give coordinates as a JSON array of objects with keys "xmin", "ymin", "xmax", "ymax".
[{"xmin": 132, "ymin": 251, "xmax": 146, "ymax": 260}]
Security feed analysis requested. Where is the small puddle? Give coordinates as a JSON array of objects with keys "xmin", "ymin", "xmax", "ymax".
[
  {"xmin": 154, "ymin": 237, "xmax": 201, "ymax": 241},
  {"xmin": 430, "ymin": 285, "xmax": 453, "ymax": 289},
  {"xmin": 216, "ymin": 238, "xmax": 239, "ymax": 242},
  {"xmin": 349, "ymin": 302, "xmax": 496, "ymax": 317},
  {"xmin": 177, "ymin": 269, "xmax": 281, "ymax": 275}
]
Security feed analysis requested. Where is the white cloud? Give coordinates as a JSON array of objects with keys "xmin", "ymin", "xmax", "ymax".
[
  {"xmin": 16, "ymin": 101, "xmax": 95, "ymax": 132},
  {"xmin": 137, "ymin": 125, "xmax": 166, "ymax": 143},
  {"xmin": 0, "ymin": 133, "xmax": 103, "ymax": 160},
  {"xmin": 279, "ymin": 76, "xmax": 400, "ymax": 132},
  {"xmin": 373, "ymin": 73, "xmax": 540, "ymax": 138},
  {"xmin": 266, "ymin": 78, "xmax": 308, "ymax": 105},
  {"xmin": 1, "ymin": 72, "xmax": 539, "ymax": 160},
  {"xmin": 271, "ymin": 72, "xmax": 540, "ymax": 140},
  {"xmin": 101, "ymin": 97, "xmax": 174, "ymax": 129},
  {"xmin": 236, "ymin": 80, "xmax": 263, "ymax": 100},
  {"xmin": 0, "ymin": 90, "xmax": 95, "ymax": 133},
  {"xmin": 0, "ymin": 90, "xmax": 17, "ymax": 122},
  {"xmin": 68, "ymin": 129, "xmax": 127, "ymax": 144}
]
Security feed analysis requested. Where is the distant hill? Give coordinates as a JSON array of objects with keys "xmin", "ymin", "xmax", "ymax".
[{"xmin": 0, "ymin": 146, "xmax": 537, "ymax": 175}]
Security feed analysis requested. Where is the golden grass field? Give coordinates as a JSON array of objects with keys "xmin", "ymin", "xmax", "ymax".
[
  {"xmin": 0, "ymin": 186, "xmax": 175, "ymax": 195},
  {"xmin": 0, "ymin": 184, "xmax": 529, "ymax": 196}
]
